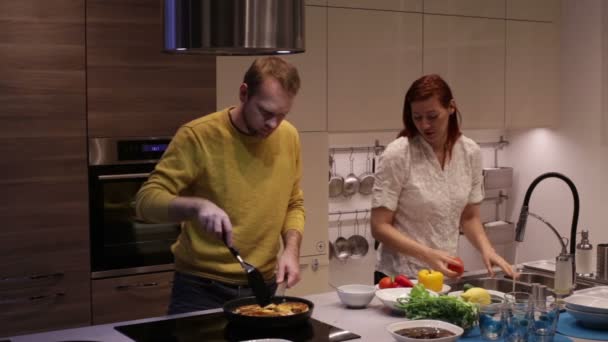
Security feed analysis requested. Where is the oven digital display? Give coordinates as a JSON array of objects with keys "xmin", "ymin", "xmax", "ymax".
[
  {"xmin": 141, "ymin": 143, "xmax": 169, "ymax": 153},
  {"xmin": 117, "ymin": 139, "xmax": 172, "ymax": 161}
]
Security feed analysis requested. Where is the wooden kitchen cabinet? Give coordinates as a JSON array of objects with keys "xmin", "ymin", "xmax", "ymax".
[
  {"xmin": 328, "ymin": 0, "xmax": 422, "ymax": 12},
  {"xmin": 92, "ymin": 271, "xmax": 173, "ymax": 324},
  {"xmin": 423, "ymin": 0, "xmax": 505, "ymax": 18},
  {"xmin": 506, "ymin": 0, "xmax": 559, "ymax": 22},
  {"xmin": 328, "ymin": 8, "xmax": 422, "ymax": 132},
  {"xmin": 86, "ymin": 0, "xmax": 216, "ymax": 138},
  {"xmin": 423, "ymin": 14, "xmax": 505, "ymax": 129},
  {"xmin": 216, "ymin": 5, "xmax": 327, "ymax": 132},
  {"xmin": 0, "ymin": 0, "xmax": 91, "ymax": 336},
  {"xmin": 506, "ymin": 21, "xmax": 559, "ymax": 129}
]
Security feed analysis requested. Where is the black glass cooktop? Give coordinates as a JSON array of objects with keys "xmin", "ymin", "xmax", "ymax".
[{"xmin": 114, "ymin": 312, "xmax": 360, "ymax": 342}]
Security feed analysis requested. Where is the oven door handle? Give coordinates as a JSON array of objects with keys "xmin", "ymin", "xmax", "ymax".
[{"xmin": 98, "ymin": 173, "xmax": 151, "ymax": 180}]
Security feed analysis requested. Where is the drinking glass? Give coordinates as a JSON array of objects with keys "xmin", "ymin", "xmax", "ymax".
[
  {"xmin": 478, "ymin": 298, "xmax": 506, "ymax": 341},
  {"xmin": 529, "ymin": 299, "xmax": 560, "ymax": 342},
  {"xmin": 504, "ymin": 292, "xmax": 532, "ymax": 342}
]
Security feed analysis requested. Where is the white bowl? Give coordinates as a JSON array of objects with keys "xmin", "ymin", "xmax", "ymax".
[
  {"xmin": 386, "ymin": 319, "xmax": 464, "ymax": 342},
  {"xmin": 336, "ymin": 284, "xmax": 376, "ymax": 308},
  {"xmin": 376, "ymin": 287, "xmax": 438, "ymax": 311}
]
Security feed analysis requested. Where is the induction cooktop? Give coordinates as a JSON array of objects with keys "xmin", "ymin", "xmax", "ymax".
[{"xmin": 114, "ymin": 312, "xmax": 360, "ymax": 342}]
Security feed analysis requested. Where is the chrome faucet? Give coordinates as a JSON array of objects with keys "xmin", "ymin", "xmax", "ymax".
[{"xmin": 515, "ymin": 172, "xmax": 580, "ymax": 294}]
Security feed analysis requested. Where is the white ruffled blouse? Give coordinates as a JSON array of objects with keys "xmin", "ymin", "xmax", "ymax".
[{"xmin": 372, "ymin": 135, "xmax": 484, "ymax": 277}]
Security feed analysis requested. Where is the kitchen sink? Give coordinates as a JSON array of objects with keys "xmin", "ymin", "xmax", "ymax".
[
  {"xmin": 448, "ymin": 269, "xmax": 594, "ymax": 296},
  {"xmin": 449, "ymin": 277, "xmax": 531, "ymax": 293},
  {"xmin": 506, "ymin": 272, "xmax": 555, "ymax": 288}
]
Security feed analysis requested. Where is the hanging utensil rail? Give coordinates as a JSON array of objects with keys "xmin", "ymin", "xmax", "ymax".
[{"xmin": 329, "ymin": 139, "xmax": 385, "ymax": 156}]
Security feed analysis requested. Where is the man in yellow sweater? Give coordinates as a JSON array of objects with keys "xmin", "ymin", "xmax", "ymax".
[{"xmin": 136, "ymin": 56, "xmax": 305, "ymax": 314}]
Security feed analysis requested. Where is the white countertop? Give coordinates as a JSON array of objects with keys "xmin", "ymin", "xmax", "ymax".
[{"xmin": 6, "ymin": 291, "xmax": 595, "ymax": 342}]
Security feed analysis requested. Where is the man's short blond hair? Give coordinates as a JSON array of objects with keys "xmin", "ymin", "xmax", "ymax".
[{"xmin": 243, "ymin": 56, "xmax": 301, "ymax": 97}]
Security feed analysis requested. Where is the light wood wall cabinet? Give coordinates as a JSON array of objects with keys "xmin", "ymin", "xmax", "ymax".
[
  {"xmin": 506, "ymin": 0, "xmax": 558, "ymax": 22},
  {"xmin": 86, "ymin": 0, "xmax": 216, "ymax": 138},
  {"xmin": 92, "ymin": 271, "xmax": 173, "ymax": 324},
  {"xmin": 423, "ymin": 0, "xmax": 505, "ymax": 18},
  {"xmin": 216, "ymin": 5, "xmax": 327, "ymax": 132},
  {"xmin": 287, "ymin": 255, "xmax": 330, "ymax": 297},
  {"xmin": 0, "ymin": 0, "xmax": 90, "ymax": 336},
  {"xmin": 299, "ymin": 132, "xmax": 329, "ymax": 258},
  {"xmin": 423, "ymin": 15, "xmax": 505, "ymax": 129},
  {"xmin": 506, "ymin": 21, "xmax": 559, "ymax": 128},
  {"xmin": 328, "ymin": 8, "xmax": 422, "ymax": 132},
  {"xmin": 328, "ymin": 0, "xmax": 422, "ymax": 12}
]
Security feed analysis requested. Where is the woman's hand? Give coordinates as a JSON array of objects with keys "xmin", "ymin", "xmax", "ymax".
[
  {"xmin": 421, "ymin": 248, "xmax": 461, "ymax": 279},
  {"xmin": 481, "ymin": 249, "xmax": 519, "ymax": 278}
]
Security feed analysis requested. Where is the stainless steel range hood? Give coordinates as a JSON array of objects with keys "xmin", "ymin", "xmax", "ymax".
[{"xmin": 163, "ymin": 0, "xmax": 305, "ymax": 55}]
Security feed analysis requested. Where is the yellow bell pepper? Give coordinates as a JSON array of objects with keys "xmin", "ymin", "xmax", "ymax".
[{"xmin": 417, "ymin": 269, "xmax": 444, "ymax": 292}]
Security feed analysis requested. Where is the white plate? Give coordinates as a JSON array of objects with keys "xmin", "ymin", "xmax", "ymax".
[
  {"xmin": 574, "ymin": 286, "xmax": 608, "ymax": 299},
  {"xmin": 375, "ymin": 287, "xmax": 438, "ymax": 311},
  {"xmin": 565, "ymin": 306, "xmax": 608, "ymax": 329},
  {"xmin": 447, "ymin": 289, "xmax": 506, "ymax": 300},
  {"xmin": 564, "ymin": 294, "xmax": 608, "ymax": 314},
  {"xmin": 375, "ymin": 280, "xmax": 451, "ymax": 294},
  {"xmin": 386, "ymin": 319, "xmax": 463, "ymax": 342}
]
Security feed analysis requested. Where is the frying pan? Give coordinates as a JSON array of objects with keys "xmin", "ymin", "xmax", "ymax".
[{"xmin": 223, "ymin": 295, "xmax": 314, "ymax": 328}]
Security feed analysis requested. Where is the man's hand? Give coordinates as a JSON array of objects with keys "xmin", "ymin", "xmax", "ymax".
[
  {"xmin": 276, "ymin": 230, "xmax": 302, "ymax": 288},
  {"xmin": 169, "ymin": 197, "xmax": 233, "ymax": 245},
  {"xmin": 194, "ymin": 199, "xmax": 233, "ymax": 245},
  {"xmin": 276, "ymin": 250, "xmax": 301, "ymax": 288}
]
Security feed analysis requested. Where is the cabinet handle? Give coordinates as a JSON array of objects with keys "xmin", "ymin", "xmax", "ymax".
[
  {"xmin": 0, "ymin": 272, "xmax": 64, "ymax": 284},
  {"xmin": 0, "ymin": 292, "xmax": 65, "ymax": 306},
  {"xmin": 99, "ymin": 173, "xmax": 150, "ymax": 180},
  {"xmin": 115, "ymin": 281, "xmax": 165, "ymax": 290}
]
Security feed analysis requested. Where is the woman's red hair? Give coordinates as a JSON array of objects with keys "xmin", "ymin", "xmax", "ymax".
[{"xmin": 399, "ymin": 74, "xmax": 461, "ymax": 155}]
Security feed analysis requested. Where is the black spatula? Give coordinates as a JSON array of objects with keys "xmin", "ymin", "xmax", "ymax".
[{"xmin": 227, "ymin": 245, "xmax": 272, "ymax": 307}]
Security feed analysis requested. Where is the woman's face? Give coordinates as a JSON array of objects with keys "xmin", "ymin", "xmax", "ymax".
[{"xmin": 410, "ymin": 96, "xmax": 454, "ymax": 149}]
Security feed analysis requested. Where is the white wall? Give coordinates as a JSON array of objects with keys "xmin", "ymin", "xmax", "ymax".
[{"xmin": 506, "ymin": 0, "xmax": 608, "ymax": 265}]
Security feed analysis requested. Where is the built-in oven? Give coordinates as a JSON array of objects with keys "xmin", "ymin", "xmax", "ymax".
[{"xmin": 88, "ymin": 137, "xmax": 179, "ymax": 279}]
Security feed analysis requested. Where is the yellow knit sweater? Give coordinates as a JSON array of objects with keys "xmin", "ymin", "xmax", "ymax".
[{"xmin": 136, "ymin": 107, "xmax": 305, "ymax": 284}]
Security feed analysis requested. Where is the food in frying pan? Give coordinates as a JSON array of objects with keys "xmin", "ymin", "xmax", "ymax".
[{"xmin": 234, "ymin": 302, "xmax": 309, "ymax": 317}]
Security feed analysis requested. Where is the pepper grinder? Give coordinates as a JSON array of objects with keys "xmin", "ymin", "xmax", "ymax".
[{"xmin": 576, "ymin": 230, "xmax": 594, "ymax": 277}]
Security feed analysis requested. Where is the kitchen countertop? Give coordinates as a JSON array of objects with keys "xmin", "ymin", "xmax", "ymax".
[{"xmin": 6, "ymin": 291, "xmax": 596, "ymax": 342}]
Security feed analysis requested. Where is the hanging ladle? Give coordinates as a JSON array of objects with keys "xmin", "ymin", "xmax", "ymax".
[
  {"xmin": 334, "ymin": 213, "xmax": 351, "ymax": 260},
  {"xmin": 348, "ymin": 211, "xmax": 370, "ymax": 258}
]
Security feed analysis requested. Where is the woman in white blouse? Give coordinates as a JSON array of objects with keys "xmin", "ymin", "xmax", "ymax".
[{"xmin": 370, "ymin": 74, "xmax": 515, "ymax": 282}]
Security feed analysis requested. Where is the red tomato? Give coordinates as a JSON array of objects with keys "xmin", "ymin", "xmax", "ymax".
[
  {"xmin": 447, "ymin": 256, "xmax": 465, "ymax": 275},
  {"xmin": 394, "ymin": 274, "xmax": 414, "ymax": 288},
  {"xmin": 378, "ymin": 276, "xmax": 396, "ymax": 289}
]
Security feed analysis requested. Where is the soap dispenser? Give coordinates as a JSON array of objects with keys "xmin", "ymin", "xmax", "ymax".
[{"xmin": 576, "ymin": 230, "xmax": 594, "ymax": 277}]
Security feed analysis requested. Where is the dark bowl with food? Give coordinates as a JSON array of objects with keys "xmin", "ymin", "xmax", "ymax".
[
  {"xmin": 386, "ymin": 319, "xmax": 464, "ymax": 342},
  {"xmin": 223, "ymin": 296, "xmax": 314, "ymax": 329}
]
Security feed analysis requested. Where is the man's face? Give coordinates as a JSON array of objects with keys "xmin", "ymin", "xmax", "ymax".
[
  {"xmin": 411, "ymin": 96, "xmax": 454, "ymax": 148},
  {"xmin": 240, "ymin": 78, "xmax": 294, "ymax": 138}
]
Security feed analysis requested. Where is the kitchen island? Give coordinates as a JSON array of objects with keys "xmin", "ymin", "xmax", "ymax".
[{"xmin": 6, "ymin": 291, "xmax": 596, "ymax": 342}]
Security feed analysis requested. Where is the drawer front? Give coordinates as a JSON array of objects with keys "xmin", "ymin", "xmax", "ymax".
[
  {"xmin": 0, "ymin": 268, "xmax": 91, "ymax": 337},
  {"xmin": 92, "ymin": 271, "xmax": 174, "ymax": 324}
]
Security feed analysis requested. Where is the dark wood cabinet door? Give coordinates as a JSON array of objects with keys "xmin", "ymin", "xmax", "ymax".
[
  {"xmin": 86, "ymin": 0, "xmax": 216, "ymax": 138},
  {"xmin": 0, "ymin": 0, "xmax": 91, "ymax": 336},
  {"xmin": 92, "ymin": 271, "xmax": 174, "ymax": 324}
]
